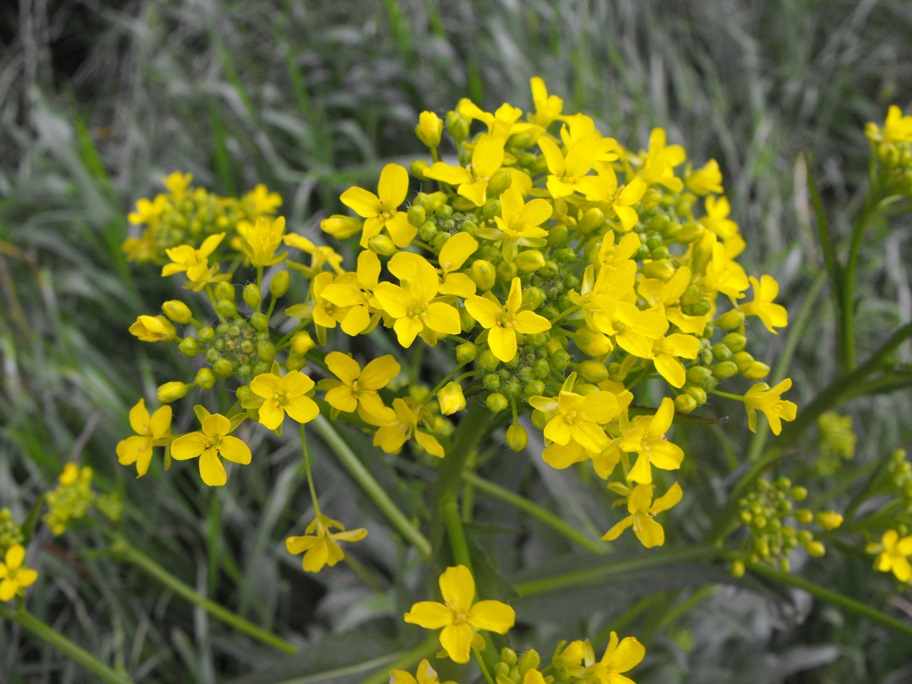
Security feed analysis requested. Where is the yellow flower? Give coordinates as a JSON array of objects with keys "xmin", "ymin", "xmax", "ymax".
[
  {"xmin": 404, "ymin": 565, "xmax": 515, "ymax": 664},
  {"xmin": 242, "ymin": 183, "xmax": 282, "ymax": 218},
  {"xmin": 249, "ymin": 371, "xmax": 320, "ymax": 431},
  {"xmin": 465, "ymin": 277, "xmax": 551, "ymax": 362},
  {"xmin": 116, "ymin": 399, "xmax": 173, "ymax": 477},
  {"xmin": 319, "ymin": 250, "xmax": 382, "ymax": 335},
  {"xmin": 529, "ymin": 389, "xmax": 618, "ymax": 454},
  {"xmin": 285, "ymin": 515, "xmax": 367, "ymax": 573},
  {"xmin": 487, "ymin": 185, "xmax": 552, "ymax": 258},
  {"xmin": 372, "ymin": 398, "xmax": 445, "ymax": 458},
  {"xmin": 340, "ymin": 163, "xmax": 416, "ymax": 249},
  {"xmin": 738, "ymin": 275, "xmax": 788, "ymax": 334},
  {"xmin": 581, "ymin": 631, "xmax": 647, "ymax": 684},
  {"xmin": 640, "ymin": 128, "xmax": 686, "ymax": 191},
  {"xmin": 685, "ymin": 159, "xmax": 723, "ymax": 195},
  {"xmin": 390, "ymin": 659, "xmax": 451, "ymax": 684},
  {"xmin": 867, "ymin": 529, "xmax": 912, "ymax": 582},
  {"xmin": 602, "ymin": 482, "xmax": 683, "ymax": 549},
  {"xmin": 529, "ymin": 76, "xmax": 564, "ymax": 127},
  {"xmin": 128, "ymin": 194, "xmax": 169, "ymax": 227},
  {"xmin": 744, "ymin": 379, "xmax": 798, "ymax": 435},
  {"xmin": 161, "ymin": 233, "xmax": 228, "ymax": 290},
  {"xmin": 128, "ymin": 315, "xmax": 176, "ymax": 342},
  {"xmin": 435, "ymin": 232, "xmax": 479, "ymax": 297},
  {"xmin": 237, "ymin": 216, "xmax": 288, "ymax": 267},
  {"xmin": 621, "ymin": 398, "xmax": 685, "ymax": 485},
  {"xmin": 170, "ymin": 411, "xmax": 252, "ymax": 487},
  {"xmin": 437, "ymin": 382, "xmax": 466, "ymax": 416},
  {"xmin": 163, "ymin": 171, "xmax": 193, "ymax": 198},
  {"xmin": 699, "ymin": 195, "xmax": 739, "ymax": 239},
  {"xmin": 416, "ymin": 111, "xmax": 444, "ymax": 148},
  {"xmin": 424, "ymin": 134, "xmax": 506, "ymax": 206},
  {"xmin": 538, "ymin": 136, "xmax": 612, "ymax": 200},
  {"xmin": 374, "ymin": 254, "xmax": 461, "ymax": 348},
  {"xmin": 867, "ymin": 105, "xmax": 912, "ymax": 145},
  {"xmin": 322, "ymin": 352, "xmax": 398, "ymax": 424},
  {"xmin": 649, "ymin": 333, "xmax": 701, "ymax": 388},
  {"xmin": 0, "ymin": 545, "xmax": 39, "ymax": 601}
]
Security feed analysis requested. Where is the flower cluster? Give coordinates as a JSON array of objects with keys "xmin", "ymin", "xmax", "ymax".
[
  {"xmin": 815, "ymin": 411, "xmax": 856, "ymax": 476},
  {"xmin": 0, "ymin": 508, "xmax": 24, "ymax": 556},
  {"xmin": 0, "ymin": 544, "xmax": 38, "ymax": 602},
  {"xmin": 865, "ymin": 105, "xmax": 912, "ymax": 197},
  {"xmin": 730, "ymin": 477, "xmax": 842, "ymax": 576},
  {"xmin": 43, "ymin": 463, "xmax": 122, "ymax": 536},
  {"xmin": 120, "ymin": 79, "xmax": 798, "ymax": 559}
]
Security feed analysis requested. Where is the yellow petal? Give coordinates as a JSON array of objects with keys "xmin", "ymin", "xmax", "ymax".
[
  {"xmin": 198, "ymin": 450, "xmax": 227, "ymax": 486},
  {"xmin": 464, "ymin": 296, "xmax": 500, "ymax": 328},
  {"xmin": 425, "ymin": 302, "xmax": 461, "ymax": 335},
  {"xmin": 170, "ymin": 432, "xmax": 207, "ymax": 460},
  {"xmin": 219, "ymin": 435, "xmax": 252, "ymax": 464},
  {"xmin": 378, "ymin": 163, "xmax": 410, "ymax": 208},
  {"xmin": 326, "ymin": 352, "xmax": 362, "ymax": 385},
  {"xmin": 128, "ymin": 399, "xmax": 150, "ymax": 434},
  {"xmin": 468, "ymin": 600, "xmax": 515, "ymax": 634},
  {"xmin": 340, "ymin": 186, "xmax": 382, "ymax": 218},
  {"xmin": 404, "ymin": 601, "xmax": 454, "ymax": 629},
  {"xmin": 439, "ymin": 622, "xmax": 475, "ymax": 664},
  {"xmin": 439, "ymin": 565, "xmax": 475, "ymax": 612},
  {"xmin": 488, "ymin": 326, "xmax": 517, "ymax": 363},
  {"xmin": 285, "ymin": 396, "xmax": 320, "ymax": 424}
]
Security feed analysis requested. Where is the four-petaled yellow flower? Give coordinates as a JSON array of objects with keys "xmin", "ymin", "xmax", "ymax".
[
  {"xmin": 372, "ymin": 398, "xmax": 445, "ymax": 458},
  {"xmin": 404, "ymin": 564, "xmax": 515, "ymax": 664},
  {"xmin": 580, "ymin": 632, "xmax": 647, "ymax": 684},
  {"xmin": 465, "ymin": 277, "xmax": 551, "ymax": 362},
  {"xmin": 237, "ymin": 216, "xmax": 288, "ymax": 268},
  {"xmin": 744, "ymin": 378, "xmax": 798, "ymax": 436},
  {"xmin": 170, "ymin": 411, "xmax": 252, "ymax": 487},
  {"xmin": 389, "ymin": 659, "xmax": 452, "ymax": 684},
  {"xmin": 161, "ymin": 233, "xmax": 225, "ymax": 283},
  {"xmin": 285, "ymin": 515, "xmax": 367, "ymax": 573},
  {"xmin": 739, "ymin": 275, "xmax": 788, "ymax": 334},
  {"xmin": 621, "ymin": 398, "xmax": 685, "ymax": 485},
  {"xmin": 423, "ymin": 134, "xmax": 506, "ymax": 206},
  {"xmin": 602, "ymin": 482, "xmax": 683, "ymax": 549},
  {"xmin": 116, "ymin": 398, "xmax": 173, "ymax": 477},
  {"xmin": 867, "ymin": 529, "xmax": 912, "ymax": 582},
  {"xmin": 340, "ymin": 163, "xmax": 415, "ymax": 249},
  {"xmin": 322, "ymin": 352, "xmax": 398, "ymax": 424},
  {"xmin": 249, "ymin": 371, "xmax": 320, "ymax": 431},
  {"xmin": 0, "ymin": 544, "xmax": 39, "ymax": 601}
]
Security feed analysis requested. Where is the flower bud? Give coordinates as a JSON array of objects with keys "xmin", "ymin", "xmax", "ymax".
[
  {"xmin": 415, "ymin": 111, "xmax": 443, "ymax": 148},
  {"xmin": 129, "ymin": 315, "xmax": 177, "ymax": 342},
  {"xmin": 407, "ymin": 205, "xmax": 427, "ymax": 227},
  {"xmin": 478, "ymin": 350, "xmax": 500, "ymax": 371},
  {"xmin": 194, "ymin": 368, "xmax": 216, "ymax": 390},
  {"xmin": 215, "ymin": 281, "xmax": 235, "ymax": 302},
  {"xmin": 179, "ymin": 337, "xmax": 200, "ymax": 357},
  {"xmin": 676, "ymin": 219, "xmax": 705, "ymax": 243},
  {"xmin": 437, "ymin": 382, "xmax": 466, "ymax": 415},
  {"xmin": 731, "ymin": 351, "xmax": 755, "ymax": 373},
  {"xmin": 674, "ymin": 393, "xmax": 698, "ymax": 414},
  {"xmin": 410, "ymin": 159, "xmax": 430, "ymax": 181},
  {"xmin": 270, "ymin": 270, "xmax": 290, "ymax": 298},
  {"xmin": 485, "ymin": 392, "xmax": 508, "ymax": 413},
  {"xmin": 578, "ymin": 360, "xmax": 610, "ymax": 383},
  {"xmin": 815, "ymin": 511, "xmax": 843, "ymax": 530},
  {"xmin": 470, "ymin": 260, "xmax": 497, "ymax": 291},
  {"xmin": 286, "ymin": 352, "xmax": 305, "ymax": 371},
  {"xmin": 212, "ymin": 358, "xmax": 234, "ymax": 377},
  {"xmin": 715, "ymin": 309, "xmax": 745, "ymax": 331},
  {"xmin": 487, "ymin": 170, "xmax": 512, "ymax": 197},
  {"xmin": 257, "ymin": 340, "xmax": 277, "ymax": 362},
  {"xmin": 743, "ymin": 361, "xmax": 770, "ymax": 380},
  {"xmin": 574, "ymin": 328, "xmax": 613, "ymax": 357},
  {"xmin": 455, "ymin": 342, "xmax": 477, "ymax": 364},
  {"xmin": 686, "ymin": 366, "xmax": 713, "ymax": 386},
  {"xmin": 580, "ymin": 207, "xmax": 606, "ymax": 233},
  {"xmin": 291, "ymin": 331, "xmax": 315, "ymax": 355},
  {"xmin": 445, "ymin": 110, "xmax": 470, "ymax": 143},
  {"xmin": 368, "ymin": 234, "xmax": 397, "ymax": 256},
  {"xmin": 683, "ymin": 384, "xmax": 706, "ymax": 405},
  {"xmin": 711, "ymin": 343, "xmax": 732, "ymax": 361},
  {"xmin": 250, "ymin": 312, "xmax": 270, "ymax": 331},
  {"xmin": 321, "ymin": 214, "xmax": 362, "ymax": 239},
  {"xmin": 731, "ymin": 559, "xmax": 746, "ymax": 578},
  {"xmin": 243, "ymin": 283, "xmax": 262, "ymax": 310},
  {"xmin": 215, "ymin": 299, "xmax": 237, "ymax": 319},
  {"xmin": 515, "ymin": 249, "xmax": 546, "ymax": 273},
  {"xmin": 157, "ymin": 381, "xmax": 190, "ymax": 403},
  {"xmin": 712, "ymin": 361, "xmax": 739, "ymax": 380},
  {"xmin": 198, "ymin": 326, "xmax": 215, "ymax": 343},
  {"xmin": 721, "ymin": 332, "xmax": 747, "ymax": 352},
  {"xmin": 162, "ymin": 300, "xmax": 193, "ymax": 324},
  {"xmin": 641, "ymin": 259, "xmax": 675, "ymax": 281},
  {"xmin": 806, "ymin": 541, "xmax": 826, "ymax": 557}
]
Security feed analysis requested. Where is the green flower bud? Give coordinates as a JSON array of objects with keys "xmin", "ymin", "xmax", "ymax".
[
  {"xmin": 198, "ymin": 326, "xmax": 215, "ymax": 343},
  {"xmin": 194, "ymin": 368, "xmax": 216, "ymax": 390},
  {"xmin": 515, "ymin": 249, "xmax": 546, "ymax": 273},
  {"xmin": 550, "ymin": 348, "xmax": 571, "ymax": 372},
  {"xmin": 580, "ymin": 207, "xmax": 606, "ymax": 233},
  {"xmin": 407, "ymin": 205, "xmax": 428, "ymax": 228},
  {"xmin": 731, "ymin": 559, "xmax": 746, "ymax": 578},
  {"xmin": 487, "ymin": 170, "xmax": 512, "ymax": 197},
  {"xmin": 410, "ymin": 159, "xmax": 430, "ymax": 181},
  {"xmin": 157, "ymin": 381, "xmax": 190, "ymax": 403},
  {"xmin": 321, "ymin": 214, "xmax": 362, "ymax": 239},
  {"xmin": 456, "ymin": 342, "xmax": 478, "ymax": 364},
  {"xmin": 715, "ymin": 309, "xmax": 745, "ymax": 331},
  {"xmin": 500, "ymin": 647, "xmax": 518, "ymax": 666},
  {"xmin": 179, "ymin": 337, "xmax": 200, "ymax": 357},
  {"xmin": 257, "ymin": 340, "xmax": 277, "ymax": 362},
  {"xmin": 485, "ymin": 392, "xmax": 508, "ymax": 413},
  {"xmin": 506, "ymin": 423, "xmax": 528, "ymax": 452},
  {"xmin": 676, "ymin": 219, "xmax": 704, "ymax": 243},
  {"xmin": 711, "ymin": 343, "xmax": 732, "ymax": 361},
  {"xmin": 418, "ymin": 220, "xmax": 437, "ymax": 242},
  {"xmin": 482, "ymin": 198, "xmax": 501, "ymax": 220},
  {"xmin": 684, "ymin": 384, "xmax": 706, "ymax": 405},
  {"xmin": 686, "ymin": 366, "xmax": 713, "ymax": 385},
  {"xmin": 743, "ymin": 361, "xmax": 770, "ymax": 380},
  {"xmin": 722, "ymin": 332, "xmax": 747, "ymax": 352},
  {"xmin": 470, "ymin": 260, "xmax": 497, "ymax": 291},
  {"xmin": 270, "ymin": 270, "xmax": 290, "ymax": 299},
  {"xmin": 216, "ymin": 299, "xmax": 237, "ymax": 319},
  {"xmin": 286, "ymin": 352, "xmax": 306, "ymax": 371},
  {"xmin": 806, "ymin": 541, "xmax": 826, "ymax": 557},
  {"xmin": 367, "ymin": 234, "xmax": 397, "ymax": 257},
  {"xmin": 731, "ymin": 351, "xmax": 755, "ymax": 373},
  {"xmin": 162, "ymin": 300, "xmax": 193, "ymax": 324},
  {"xmin": 578, "ymin": 359, "xmax": 610, "ymax": 383},
  {"xmin": 212, "ymin": 358, "xmax": 234, "ymax": 377},
  {"xmin": 214, "ymin": 281, "xmax": 234, "ymax": 302},
  {"xmin": 712, "ymin": 361, "xmax": 739, "ymax": 380},
  {"xmin": 250, "ymin": 312, "xmax": 270, "ymax": 332},
  {"xmin": 445, "ymin": 110, "xmax": 470, "ymax": 142},
  {"xmin": 496, "ymin": 260, "xmax": 517, "ymax": 283},
  {"xmin": 675, "ymin": 393, "xmax": 697, "ymax": 414},
  {"xmin": 478, "ymin": 350, "xmax": 500, "ymax": 371},
  {"xmin": 243, "ymin": 283, "xmax": 262, "ymax": 310},
  {"xmin": 483, "ymin": 374, "xmax": 502, "ymax": 392},
  {"xmin": 518, "ymin": 649, "xmax": 541, "ymax": 674},
  {"xmin": 642, "ymin": 258, "xmax": 675, "ymax": 281},
  {"xmin": 522, "ymin": 286, "xmax": 546, "ymax": 310}
]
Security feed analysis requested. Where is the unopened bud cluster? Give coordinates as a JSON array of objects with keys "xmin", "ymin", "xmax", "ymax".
[
  {"xmin": 0, "ymin": 508, "xmax": 24, "ymax": 555},
  {"xmin": 815, "ymin": 411, "xmax": 856, "ymax": 476}
]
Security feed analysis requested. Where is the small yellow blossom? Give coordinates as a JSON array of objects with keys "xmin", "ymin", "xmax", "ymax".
[
  {"xmin": 739, "ymin": 275, "xmax": 788, "ymax": 334},
  {"xmin": 249, "ymin": 371, "xmax": 320, "ymax": 431},
  {"xmin": 424, "ymin": 134, "xmax": 506, "ymax": 206},
  {"xmin": 404, "ymin": 564, "xmax": 515, "ymax": 664},
  {"xmin": 744, "ymin": 379, "xmax": 798, "ymax": 435},
  {"xmin": 372, "ymin": 398, "xmax": 445, "ymax": 458},
  {"xmin": 603, "ymin": 482, "xmax": 683, "ymax": 548},
  {"xmin": 237, "ymin": 216, "xmax": 288, "ymax": 268},
  {"xmin": 686, "ymin": 159, "xmax": 723, "ymax": 195},
  {"xmin": 415, "ymin": 111, "xmax": 444, "ymax": 148},
  {"xmin": 340, "ymin": 163, "xmax": 415, "ymax": 249},
  {"xmin": 867, "ymin": 529, "xmax": 912, "ymax": 582},
  {"xmin": 170, "ymin": 411, "xmax": 252, "ymax": 487},
  {"xmin": 161, "ymin": 233, "xmax": 228, "ymax": 290},
  {"xmin": 128, "ymin": 315, "xmax": 177, "ymax": 342},
  {"xmin": 579, "ymin": 632, "xmax": 647, "ymax": 684},
  {"xmin": 0, "ymin": 545, "xmax": 39, "ymax": 601},
  {"xmin": 390, "ymin": 659, "xmax": 453, "ymax": 684},
  {"xmin": 285, "ymin": 515, "xmax": 367, "ymax": 573},
  {"xmin": 621, "ymin": 398, "xmax": 684, "ymax": 485},
  {"xmin": 322, "ymin": 352, "xmax": 399, "ymax": 424},
  {"xmin": 116, "ymin": 399, "xmax": 173, "ymax": 477},
  {"xmin": 437, "ymin": 382, "xmax": 466, "ymax": 416},
  {"xmin": 465, "ymin": 277, "xmax": 551, "ymax": 362}
]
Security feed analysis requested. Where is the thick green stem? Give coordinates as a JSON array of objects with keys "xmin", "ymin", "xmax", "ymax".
[
  {"xmin": 430, "ymin": 401, "xmax": 492, "ymax": 567},
  {"xmin": 748, "ymin": 562, "xmax": 912, "ymax": 638},
  {"xmin": 311, "ymin": 414, "xmax": 432, "ymax": 559},
  {"xmin": 461, "ymin": 470, "xmax": 607, "ymax": 555},
  {"xmin": 113, "ymin": 540, "xmax": 298, "ymax": 654},
  {"xmin": 0, "ymin": 604, "xmax": 134, "ymax": 683}
]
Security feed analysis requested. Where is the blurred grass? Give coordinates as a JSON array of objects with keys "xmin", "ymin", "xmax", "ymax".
[{"xmin": 2, "ymin": 0, "xmax": 912, "ymax": 682}]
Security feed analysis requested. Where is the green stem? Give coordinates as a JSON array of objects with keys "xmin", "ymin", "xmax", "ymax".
[
  {"xmin": 748, "ymin": 562, "xmax": 912, "ymax": 638},
  {"xmin": 301, "ymin": 425, "xmax": 322, "ymax": 517},
  {"xmin": 112, "ymin": 540, "xmax": 298, "ymax": 654},
  {"xmin": 461, "ymin": 470, "xmax": 607, "ymax": 555},
  {"xmin": 311, "ymin": 414, "xmax": 432, "ymax": 560},
  {"xmin": 474, "ymin": 646, "xmax": 496, "ymax": 684},
  {"xmin": 513, "ymin": 545, "xmax": 719, "ymax": 596},
  {"xmin": 0, "ymin": 605, "xmax": 134, "ymax": 683},
  {"xmin": 430, "ymin": 401, "xmax": 492, "ymax": 566}
]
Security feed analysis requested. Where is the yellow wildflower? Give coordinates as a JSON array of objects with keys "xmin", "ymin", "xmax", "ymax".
[
  {"xmin": 603, "ymin": 482, "xmax": 683, "ymax": 548},
  {"xmin": 744, "ymin": 379, "xmax": 798, "ymax": 435},
  {"xmin": 322, "ymin": 352, "xmax": 398, "ymax": 424},
  {"xmin": 249, "ymin": 371, "xmax": 320, "ymax": 431},
  {"xmin": 170, "ymin": 411, "xmax": 252, "ymax": 487},
  {"xmin": 621, "ymin": 398, "xmax": 684, "ymax": 485},
  {"xmin": 161, "ymin": 233, "xmax": 227, "ymax": 290},
  {"xmin": 116, "ymin": 398, "xmax": 173, "ymax": 477},
  {"xmin": 465, "ymin": 277, "xmax": 551, "ymax": 362},
  {"xmin": 739, "ymin": 275, "xmax": 788, "ymax": 334},
  {"xmin": 685, "ymin": 159, "xmax": 723, "ymax": 195},
  {"xmin": 128, "ymin": 315, "xmax": 176, "ymax": 342},
  {"xmin": 424, "ymin": 134, "xmax": 506, "ymax": 206},
  {"xmin": 390, "ymin": 659, "xmax": 453, "ymax": 684},
  {"xmin": 285, "ymin": 515, "xmax": 367, "ymax": 573},
  {"xmin": 867, "ymin": 530, "xmax": 912, "ymax": 582},
  {"xmin": 340, "ymin": 163, "xmax": 415, "ymax": 249},
  {"xmin": 372, "ymin": 398, "xmax": 445, "ymax": 458},
  {"xmin": 415, "ymin": 111, "xmax": 444, "ymax": 148},
  {"xmin": 237, "ymin": 216, "xmax": 288, "ymax": 267},
  {"xmin": 320, "ymin": 250, "xmax": 382, "ymax": 335},
  {"xmin": 404, "ymin": 564, "xmax": 515, "ymax": 664},
  {"xmin": 0, "ymin": 545, "xmax": 38, "ymax": 601}
]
